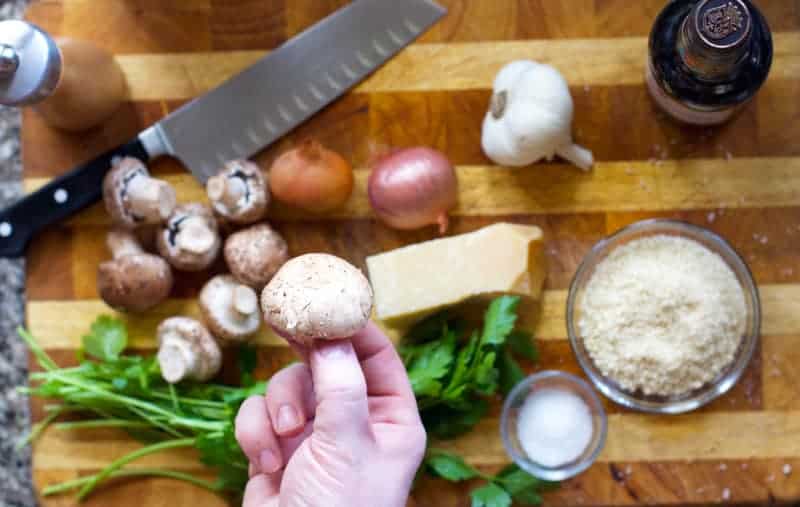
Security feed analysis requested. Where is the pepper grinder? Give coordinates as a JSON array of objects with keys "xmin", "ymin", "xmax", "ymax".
[{"xmin": 0, "ymin": 20, "xmax": 126, "ymax": 132}]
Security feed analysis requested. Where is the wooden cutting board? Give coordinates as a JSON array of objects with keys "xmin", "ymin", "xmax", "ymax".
[{"xmin": 21, "ymin": 0, "xmax": 800, "ymax": 505}]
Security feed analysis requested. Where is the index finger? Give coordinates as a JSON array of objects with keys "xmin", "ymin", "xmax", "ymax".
[{"xmin": 351, "ymin": 322, "xmax": 417, "ymax": 406}]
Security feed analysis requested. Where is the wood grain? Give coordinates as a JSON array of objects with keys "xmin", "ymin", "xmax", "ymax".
[
  {"xmin": 23, "ymin": 283, "xmax": 800, "ymax": 348},
  {"xmin": 22, "ymin": 157, "xmax": 800, "ymax": 225},
  {"xmin": 105, "ymin": 33, "xmax": 800, "ymax": 100}
]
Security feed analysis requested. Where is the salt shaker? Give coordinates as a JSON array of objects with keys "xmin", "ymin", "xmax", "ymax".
[{"xmin": 0, "ymin": 20, "xmax": 126, "ymax": 131}]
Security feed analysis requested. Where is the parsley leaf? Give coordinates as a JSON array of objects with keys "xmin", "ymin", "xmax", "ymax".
[
  {"xmin": 470, "ymin": 482, "xmax": 513, "ymax": 507},
  {"xmin": 507, "ymin": 331, "xmax": 538, "ymax": 362},
  {"xmin": 497, "ymin": 349, "xmax": 526, "ymax": 397},
  {"xmin": 480, "ymin": 296, "xmax": 520, "ymax": 347},
  {"xmin": 81, "ymin": 315, "xmax": 127, "ymax": 362},
  {"xmin": 425, "ymin": 450, "xmax": 480, "ymax": 481}
]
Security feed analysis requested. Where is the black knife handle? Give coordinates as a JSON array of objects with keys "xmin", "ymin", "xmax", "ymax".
[{"xmin": 0, "ymin": 137, "xmax": 149, "ymax": 257}]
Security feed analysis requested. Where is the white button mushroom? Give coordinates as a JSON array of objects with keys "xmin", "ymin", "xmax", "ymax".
[
  {"xmin": 224, "ymin": 223, "xmax": 289, "ymax": 290},
  {"xmin": 156, "ymin": 203, "xmax": 221, "ymax": 272},
  {"xmin": 206, "ymin": 160, "xmax": 269, "ymax": 225},
  {"xmin": 103, "ymin": 157, "xmax": 177, "ymax": 228},
  {"xmin": 156, "ymin": 317, "xmax": 222, "ymax": 384},
  {"xmin": 97, "ymin": 229, "xmax": 173, "ymax": 312},
  {"xmin": 481, "ymin": 60, "xmax": 594, "ymax": 171},
  {"xmin": 199, "ymin": 274, "xmax": 261, "ymax": 343},
  {"xmin": 260, "ymin": 253, "xmax": 373, "ymax": 345}
]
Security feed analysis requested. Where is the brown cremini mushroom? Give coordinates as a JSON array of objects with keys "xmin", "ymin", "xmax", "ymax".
[
  {"xmin": 97, "ymin": 229, "xmax": 173, "ymax": 312},
  {"xmin": 260, "ymin": 253, "xmax": 373, "ymax": 345},
  {"xmin": 199, "ymin": 275, "xmax": 261, "ymax": 343},
  {"xmin": 224, "ymin": 223, "xmax": 289, "ymax": 289},
  {"xmin": 156, "ymin": 203, "xmax": 221, "ymax": 272},
  {"xmin": 156, "ymin": 317, "xmax": 222, "ymax": 384},
  {"xmin": 206, "ymin": 160, "xmax": 269, "ymax": 224},
  {"xmin": 103, "ymin": 157, "xmax": 177, "ymax": 228}
]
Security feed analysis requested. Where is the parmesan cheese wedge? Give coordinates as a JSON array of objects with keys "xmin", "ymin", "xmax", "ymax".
[{"xmin": 366, "ymin": 223, "xmax": 546, "ymax": 328}]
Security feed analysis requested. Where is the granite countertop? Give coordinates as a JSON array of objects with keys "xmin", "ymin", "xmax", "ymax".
[{"xmin": 0, "ymin": 0, "xmax": 36, "ymax": 505}]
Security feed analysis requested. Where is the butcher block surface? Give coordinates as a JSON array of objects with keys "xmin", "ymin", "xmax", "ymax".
[{"xmin": 21, "ymin": 0, "xmax": 800, "ymax": 505}]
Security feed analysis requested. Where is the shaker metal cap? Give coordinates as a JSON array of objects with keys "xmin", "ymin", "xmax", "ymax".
[
  {"xmin": 694, "ymin": 0, "xmax": 752, "ymax": 50},
  {"xmin": 0, "ymin": 20, "xmax": 61, "ymax": 106}
]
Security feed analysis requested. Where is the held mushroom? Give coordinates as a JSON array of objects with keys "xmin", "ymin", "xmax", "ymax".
[
  {"xmin": 103, "ymin": 157, "xmax": 177, "ymax": 228},
  {"xmin": 260, "ymin": 253, "xmax": 374, "ymax": 345},
  {"xmin": 224, "ymin": 223, "xmax": 289, "ymax": 290},
  {"xmin": 206, "ymin": 159, "xmax": 269, "ymax": 224},
  {"xmin": 481, "ymin": 60, "xmax": 594, "ymax": 171},
  {"xmin": 199, "ymin": 275, "xmax": 261, "ymax": 343},
  {"xmin": 156, "ymin": 203, "xmax": 221, "ymax": 271},
  {"xmin": 156, "ymin": 317, "xmax": 222, "ymax": 384},
  {"xmin": 97, "ymin": 229, "xmax": 173, "ymax": 312}
]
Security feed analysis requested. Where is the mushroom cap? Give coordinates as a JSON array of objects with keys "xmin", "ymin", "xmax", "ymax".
[
  {"xmin": 97, "ymin": 252, "xmax": 173, "ymax": 312},
  {"xmin": 157, "ymin": 203, "xmax": 221, "ymax": 271},
  {"xmin": 199, "ymin": 275, "xmax": 261, "ymax": 342},
  {"xmin": 224, "ymin": 223, "xmax": 289, "ymax": 289},
  {"xmin": 207, "ymin": 160, "xmax": 269, "ymax": 224},
  {"xmin": 156, "ymin": 316, "xmax": 222, "ymax": 383},
  {"xmin": 260, "ymin": 253, "xmax": 373, "ymax": 345},
  {"xmin": 103, "ymin": 157, "xmax": 151, "ymax": 228}
]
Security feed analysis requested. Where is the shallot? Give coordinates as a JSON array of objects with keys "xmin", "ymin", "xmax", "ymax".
[
  {"xmin": 269, "ymin": 139, "xmax": 354, "ymax": 213},
  {"xmin": 367, "ymin": 147, "xmax": 458, "ymax": 233}
]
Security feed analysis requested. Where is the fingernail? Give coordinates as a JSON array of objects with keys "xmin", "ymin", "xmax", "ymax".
[
  {"xmin": 276, "ymin": 404, "xmax": 300, "ymax": 433},
  {"xmin": 259, "ymin": 449, "xmax": 280, "ymax": 474}
]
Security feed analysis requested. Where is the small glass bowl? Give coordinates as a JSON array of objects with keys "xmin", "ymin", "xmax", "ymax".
[
  {"xmin": 500, "ymin": 371, "xmax": 607, "ymax": 481},
  {"xmin": 567, "ymin": 219, "xmax": 761, "ymax": 414}
]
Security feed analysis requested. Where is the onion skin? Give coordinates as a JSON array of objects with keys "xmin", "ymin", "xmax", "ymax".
[
  {"xmin": 269, "ymin": 139, "xmax": 354, "ymax": 213},
  {"xmin": 368, "ymin": 147, "xmax": 458, "ymax": 234}
]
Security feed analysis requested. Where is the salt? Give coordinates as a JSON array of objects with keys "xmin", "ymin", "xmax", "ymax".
[{"xmin": 517, "ymin": 388, "xmax": 593, "ymax": 468}]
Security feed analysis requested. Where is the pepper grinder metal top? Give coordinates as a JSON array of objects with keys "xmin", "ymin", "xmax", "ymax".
[{"xmin": 0, "ymin": 20, "xmax": 62, "ymax": 106}]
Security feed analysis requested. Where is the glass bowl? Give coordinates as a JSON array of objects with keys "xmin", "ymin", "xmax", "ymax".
[
  {"xmin": 500, "ymin": 371, "xmax": 607, "ymax": 481},
  {"xmin": 566, "ymin": 219, "xmax": 761, "ymax": 414}
]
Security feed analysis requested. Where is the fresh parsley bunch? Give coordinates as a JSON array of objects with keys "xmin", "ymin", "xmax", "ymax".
[
  {"xmin": 401, "ymin": 296, "xmax": 556, "ymax": 506},
  {"xmin": 19, "ymin": 316, "xmax": 263, "ymax": 501}
]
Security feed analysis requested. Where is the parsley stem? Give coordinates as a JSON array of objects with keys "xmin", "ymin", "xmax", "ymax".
[
  {"xmin": 16, "ymin": 405, "xmax": 68, "ymax": 450},
  {"xmin": 55, "ymin": 419, "xmax": 152, "ymax": 431},
  {"xmin": 76, "ymin": 438, "xmax": 196, "ymax": 500},
  {"xmin": 17, "ymin": 327, "xmax": 58, "ymax": 371},
  {"xmin": 43, "ymin": 467, "xmax": 221, "ymax": 496}
]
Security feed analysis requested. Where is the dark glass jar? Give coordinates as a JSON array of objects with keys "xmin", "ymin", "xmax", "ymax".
[{"xmin": 646, "ymin": 0, "xmax": 772, "ymax": 125}]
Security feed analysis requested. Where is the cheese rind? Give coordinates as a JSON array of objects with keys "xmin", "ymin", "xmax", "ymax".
[{"xmin": 366, "ymin": 223, "xmax": 546, "ymax": 328}]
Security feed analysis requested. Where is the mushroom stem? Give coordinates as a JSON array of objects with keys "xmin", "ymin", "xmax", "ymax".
[
  {"xmin": 207, "ymin": 175, "xmax": 247, "ymax": 210},
  {"xmin": 157, "ymin": 338, "xmax": 197, "ymax": 384},
  {"xmin": 232, "ymin": 284, "xmax": 258, "ymax": 317},
  {"xmin": 126, "ymin": 175, "xmax": 177, "ymax": 222},
  {"xmin": 556, "ymin": 143, "xmax": 594, "ymax": 171},
  {"xmin": 175, "ymin": 217, "xmax": 216, "ymax": 255},
  {"xmin": 107, "ymin": 229, "xmax": 143, "ymax": 258}
]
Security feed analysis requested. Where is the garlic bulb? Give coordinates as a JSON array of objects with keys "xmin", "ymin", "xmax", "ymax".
[{"xmin": 481, "ymin": 60, "xmax": 593, "ymax": 171}]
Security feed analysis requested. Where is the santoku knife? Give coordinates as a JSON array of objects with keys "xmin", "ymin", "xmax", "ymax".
[{"xmin": 0, "ymin": 0, "xmax": 445, "ymax": 257}]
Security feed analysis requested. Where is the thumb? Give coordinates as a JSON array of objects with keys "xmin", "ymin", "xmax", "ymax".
[{"xmin": 308, "ymin": 339, "xmax": 370, "ymax": 445}]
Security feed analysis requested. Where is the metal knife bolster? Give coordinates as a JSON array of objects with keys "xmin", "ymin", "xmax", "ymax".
[{"xmin": 0, "ymin": 0, "xmax": 445, "ymax": 257}]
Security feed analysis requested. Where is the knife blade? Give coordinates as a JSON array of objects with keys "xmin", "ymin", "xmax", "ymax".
[{"xmin": 0, "ymin": 0, "xmax": 446, "ymax": 257}]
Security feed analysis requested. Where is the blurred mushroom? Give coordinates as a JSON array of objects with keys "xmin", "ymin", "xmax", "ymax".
[
  {"xmin": 206, "ymin": 160, "xmax": 269, "ymax": 224},
  {"xmin": 156, "ymin": 317, "xmax": 222, "ymax": 384},
  {"xmin": 199, "ymin": 275, "xmax": 261, "ymax": 342},
  {"xmin": 157, "ymin": 203, "xmax": 221, "ymax": 271},
  {"xmin": 224, "ymin": 223, "xmax": 289, "ymax": 290},
  {"xmin": 97, "ymin": 229, "xmax": 173, "ymax": 312},
  {"xmin": 103, "ymin": 157, "xmax": 177, "ymax": 228}
]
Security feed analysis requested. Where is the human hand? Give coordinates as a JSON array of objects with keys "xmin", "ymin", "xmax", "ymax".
[{"xmin": 235, "ymin": 322, "xmax": 427, "ymax": 507}]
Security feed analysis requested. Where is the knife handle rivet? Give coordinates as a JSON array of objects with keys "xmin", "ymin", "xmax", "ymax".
[
  {"xmin": 53, "ymin": 188, "xmax": 69, "ymax": 204},
  {"xmin": 0, "ymin": 222, "xmax": 12, "ymax": 238}
]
